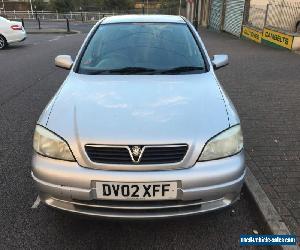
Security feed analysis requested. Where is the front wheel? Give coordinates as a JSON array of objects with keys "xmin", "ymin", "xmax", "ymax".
[{"xmin": 0, "ymin": 35, "xmax": 7, "ymax": 50}]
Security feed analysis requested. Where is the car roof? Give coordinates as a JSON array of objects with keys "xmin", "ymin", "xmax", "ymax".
[{"xmin": 101, "ymin": 15, "xmax": 185, "ymax": 24}]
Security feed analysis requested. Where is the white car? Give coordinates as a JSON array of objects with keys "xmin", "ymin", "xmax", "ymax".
[{"xmin": 0, "ymin": 16, "xmax": 26, "ymax": 49}]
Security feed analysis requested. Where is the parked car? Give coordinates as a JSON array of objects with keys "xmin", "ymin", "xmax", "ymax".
[
  {"xmin": 32, "ymin": 15, "xmax": 245, "ymax": 219},
  {"xmin": 0, "ymin": 16, "xmax": 26, "ymax": 49}
]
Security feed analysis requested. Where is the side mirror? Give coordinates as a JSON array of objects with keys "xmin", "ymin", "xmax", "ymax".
[
  {"xmin": 211, "ymin": 55, "xmax": 229, "ymax": 70},
  {"xmin": 55, "ymin": 55, "xmax": 73, "ymax": 70}
]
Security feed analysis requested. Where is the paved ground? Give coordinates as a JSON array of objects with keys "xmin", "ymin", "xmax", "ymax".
[
  {"xmin": 23, "ymin": 19, "xmax": 95, "ymax": 33},
  {"xmin": 0, "ymin": 33, "xmax": 265, "ymax": 249},
  {"xmin": 200, "ymin": 28, "xmax": 300, "ymax": 236}
]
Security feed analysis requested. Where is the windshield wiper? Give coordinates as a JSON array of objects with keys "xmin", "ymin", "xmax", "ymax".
[
  {"xmin": 159, "ymin": 66, "xmax": 205, "ymax": 74},
  {"xmin": 88, "ymin": 67, "xmax": 157, "ymax": 75}
]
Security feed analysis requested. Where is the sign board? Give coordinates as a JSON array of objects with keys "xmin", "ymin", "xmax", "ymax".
[
  {"xmin": 242, "ymin": 26, "xmax": 262, "ymax": 43},
  {"xmin": 262, "ymin": 28, "xmax": 294, "ymax": 49}
]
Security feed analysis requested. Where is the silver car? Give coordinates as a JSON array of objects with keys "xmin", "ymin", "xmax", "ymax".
[{"xmin": 32, "ymin": 15, "xmax": 245, "ymax": 218}]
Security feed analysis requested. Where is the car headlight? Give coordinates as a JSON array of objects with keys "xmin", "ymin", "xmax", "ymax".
[
  {"xmin": 33, "ymin": 125, "xmax": 75, "ymax": 161},
  {"xmin": 198, "ymin": 125, "xmax": 243, "ymax": 161}
]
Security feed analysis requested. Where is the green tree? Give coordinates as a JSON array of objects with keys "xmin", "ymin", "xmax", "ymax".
[
  {"xmin": 49, "ymin": 0, "xmax": 74, "ymax": 12},
  {"xmin": 159, "ymin": 0, "xmax": 185, "ymax": 15},
  {"xmin": 100, "ymin": 0, "xmax": 135, "ymax": 10},
  {"xmin": 32, "ymin": 0, "xmax": 47, "ymax": 11},
  {"xmin": 73, "ymin": 0, "xmax": 98, "ymax": 11},
  {"xmin": 49, "ymin": 0, "xmax": 136, "ymax": 12}
]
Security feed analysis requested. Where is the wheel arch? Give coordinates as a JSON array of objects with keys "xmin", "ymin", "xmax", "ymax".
[
  {"xmin": 0, "ymin": 33, "xmax": 7, "ymax": 41},
  {"xmin": 0, "ymin": 33, "xmax": 8, "ymax": 49}
]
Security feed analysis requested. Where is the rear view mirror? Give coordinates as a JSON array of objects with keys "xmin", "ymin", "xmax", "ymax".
[
  {"xmin": 211, "ymin": 55, "xmax": 229, "ymax": 70},
  {"xmin": 55, "ymin": 55, "xmax": 73, "ymax": 70}
]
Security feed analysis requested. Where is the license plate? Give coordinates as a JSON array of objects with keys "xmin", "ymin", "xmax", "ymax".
[{"xmin": 95, "ymin": 181, "xmax": 178, "ymax": 200}]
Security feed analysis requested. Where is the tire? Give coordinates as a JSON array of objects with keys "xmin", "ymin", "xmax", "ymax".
[{"xmin": 0, "ymin": 35, "xmax": 7, "ymax": 50}]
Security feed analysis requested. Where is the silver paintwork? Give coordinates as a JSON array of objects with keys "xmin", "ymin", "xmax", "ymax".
[
  {"xmin": 211, "ymin": 55, "xmax": 229, "ymax": 69},
  {"xmin": 55, "ymin": 55, "xmax": 73, "ymax": 70},
  {"xmin": 38, "ymin": 194, "xmax": 240, "ymax": 219},
  {"xmin": 101, "ymin": 14, "xmax": 185, "ymax": 24},
  {"xmin": 32, "ymin": 151, "xmax": 245, "ymax": 218},
  {"xmin": 39, "ymin": 73, "xmax": 236, "ymax": 171},
  {"xmin": 32, "ymin": 15, "xmax": 245, "ymax": 218}
]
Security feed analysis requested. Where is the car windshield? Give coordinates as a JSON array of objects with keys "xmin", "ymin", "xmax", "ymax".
[{"xmin": 77, "ymin": 22, "xmax": 207, "ymax": 75}]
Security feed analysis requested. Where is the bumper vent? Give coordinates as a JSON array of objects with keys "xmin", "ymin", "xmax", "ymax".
[{"xmin": 85, "ymin": 145, "xmax": 188, "ymax": 165}]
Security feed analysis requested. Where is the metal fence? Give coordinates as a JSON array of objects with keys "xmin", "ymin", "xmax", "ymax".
[
  {"xmin": 0, "ymin": 10, "xmax": 115, "ymax": 21},
  {"xmin": 248, "ymin": 6, "xmax": 267, "ymax": 30},
  {"xmin": 266, "ymin": 3, "xmax": 300, "ymax": 33},
  {"xmin": 247, "ymin": 3, "xmax": 300, "ymax": 33}
]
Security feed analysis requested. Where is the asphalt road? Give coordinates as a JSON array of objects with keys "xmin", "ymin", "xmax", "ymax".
[{"xmin": 0, "ymin": 33, "xmax": 265, "ymax": 249}]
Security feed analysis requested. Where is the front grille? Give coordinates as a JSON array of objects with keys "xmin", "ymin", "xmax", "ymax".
[
  {"xmin": 85, "ymin": 145, "xmax": 188, "ymax": 165},
  {"xmin": 85, "ymin": 146, "xmax": 132, "ymax": 164},
  {"xmin": 139, "ymin": 146, "xmax": 187, "ymax": 164},
  {"xmin": 71, "ymin": 198, "xmax": 203, "ymax": 209}
]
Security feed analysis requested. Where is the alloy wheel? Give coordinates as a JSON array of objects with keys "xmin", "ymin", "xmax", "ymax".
[{"xmin": 0, "ymin": 37, "xmax": 5, "ymax": 49}]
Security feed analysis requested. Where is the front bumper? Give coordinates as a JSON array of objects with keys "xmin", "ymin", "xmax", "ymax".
[{"xmin": 32, "ymin": 151, "xmax": 246, "ymax": 218}]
